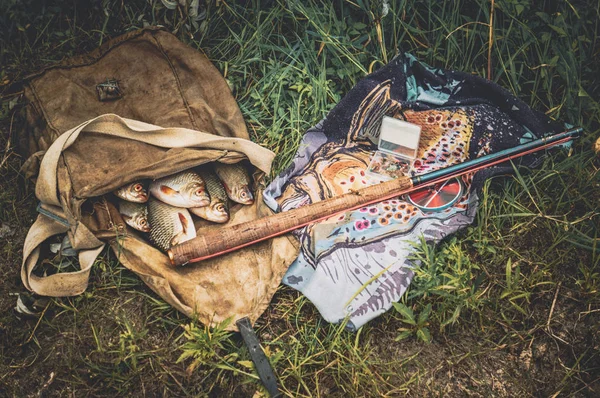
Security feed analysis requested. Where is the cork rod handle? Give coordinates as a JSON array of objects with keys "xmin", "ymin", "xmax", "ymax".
[{"xmin": 168, "ymin": 176, "xmax": 415, "ymax": 266}]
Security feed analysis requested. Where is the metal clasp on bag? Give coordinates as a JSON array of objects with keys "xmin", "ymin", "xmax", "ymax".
[{"xmin": 96, "ymin": 79, "xmax": 122, "ymax": 101}]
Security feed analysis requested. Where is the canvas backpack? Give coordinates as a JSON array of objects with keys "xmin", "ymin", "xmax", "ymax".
[{"xmin": 19, "ymin": 27, "xmax": 299, "ymax": 330}]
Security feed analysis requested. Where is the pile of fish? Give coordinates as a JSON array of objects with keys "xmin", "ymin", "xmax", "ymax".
[{"xmin": 115, "ymin": 163, "xmax": 253, "ymax": 252}]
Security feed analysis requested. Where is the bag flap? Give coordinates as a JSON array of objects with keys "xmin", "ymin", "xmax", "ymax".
[
  {"xmin": 36, "ymin": 114, "xmax": 274, "ymax": 207},
  {"xmin": 22, "ymin": 28, "xmax": 247, "ymax": 157}
]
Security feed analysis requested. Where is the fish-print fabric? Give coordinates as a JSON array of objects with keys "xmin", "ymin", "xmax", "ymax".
[{"xmin": 264, "ymin": 53, "xmax": 563, "ymax": 330}]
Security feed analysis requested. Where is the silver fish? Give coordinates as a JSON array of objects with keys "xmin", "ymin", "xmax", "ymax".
[
  {"xmin": 147, "ymin": 198, "xmax": 196, "ymax": 252},
  {"xmin": 149, "ymin": 171, "xmax": 210, "ymax": 208},
  {"xmin": 114, "ymin": 181, "xmax": 149, "ymax": 203},
  {"xmin": 213, "ymin": 163, "xmax": 254, "ymax": 205},
  {"xmin": 189, "ymin": 169, "xmax": 230, "ymax": 223},
  {"xmin": 119, "ymin": 200, "xmax": 151, "ymax": 232}
]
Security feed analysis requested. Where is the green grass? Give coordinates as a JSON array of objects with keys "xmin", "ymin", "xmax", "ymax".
[{"xmin": 1, "ymin": 0, "xmax": 599, "ymax": 396}]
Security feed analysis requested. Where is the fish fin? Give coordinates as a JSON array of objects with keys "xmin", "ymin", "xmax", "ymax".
[
  {"xmin": 170, "ymin": 232, "xmax": 184, "ymax": 247},
  {"xmin": 178, "ymin": 212, "xmax": 189, "ymax": 234},
  {"xmin": 160, "ymin": 185, "xmax": 179, "ymax": 196}
]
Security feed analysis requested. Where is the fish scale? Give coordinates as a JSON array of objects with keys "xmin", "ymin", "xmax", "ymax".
[
  {"xmin": 166, "ymin": 171, "xmax": 200, "ymax": 186},
  {"xmin": 190, "ymin": 169, "xmax": 230, "ymax": 223},
  {"xmin": 148, "ymin": 198, "xmax": 196, "ymax": 252},
  {"xmin": 119, "ymin": 200, "xmax": 150, "ymax": 232},
  {"xmin": 149, "ymin": 170, "xmax": 209, "ymax": 208},
  {"xmin": 213, "ymin": 163, "xmax": 254, "ymax": 205},
  {"xmin": 200, "ymin": 169, "xmax": 227, "ymax": 203}
]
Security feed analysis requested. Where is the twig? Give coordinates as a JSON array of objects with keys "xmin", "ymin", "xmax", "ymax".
[
  {"xmin": 23, "ymin": 300, "xmax": 51, "ymax": 345},
  {"xmin": 35, "ymin": 371, "xmax": 56, "ymax": 397},
  {"xmin": 571, "ymin": 376, "xmax": 600, "ymax": 395},
  {"xmin": 546, "ymin": 281, "xmax": 561, "ymax": 330},
  {"xmin": 314, "ymin": 358, "xmax": 339, "ymax": 376},
  {"xmin": 0, "ymin": 90, "xmax": 23, "ymax": 99},
  {"xmin": 445, "ymin": 21, "xmax": 489, "ymax": 40},
  {"xmin": 374, "ymin": 18, "xmax": 387, "ymax": 63},
  {"xmin": 578, "ymin": 307, "xmax": 600, "ymax": 322},
  {"xmin": 0, "ymin": 110, "xmax": 16, "ymax": 170},
  {"xmin": 550, "ymin": 390, "xmax": 561, "ymax": 398},
  {"xmin": 487, "ymin": 0, "xmax": 495, "ymax": 80}
]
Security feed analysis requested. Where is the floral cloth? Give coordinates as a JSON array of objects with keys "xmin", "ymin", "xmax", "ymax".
[{"xmin": 264, "ymin": 54, "xmax": 562, "ymax": 330}]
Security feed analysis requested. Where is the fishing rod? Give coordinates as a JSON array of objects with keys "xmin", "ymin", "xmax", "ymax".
[{"xmin": 168, "ymin": 128, "xmax": 582, "ymax": 267}]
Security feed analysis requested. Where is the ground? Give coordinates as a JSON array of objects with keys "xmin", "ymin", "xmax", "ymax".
[{"xmin": 1, "ymin": 1, "xmax": 599, "ymax": 396}]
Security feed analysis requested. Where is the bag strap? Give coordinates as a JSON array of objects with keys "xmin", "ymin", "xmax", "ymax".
[
  {"xmin": 36, "ymin": 114, "xmax": 275, "ymax": 206},
  {"xmin": 21, "ymin": 214, "xmax": 105, "ymax": 297},
  {"xmin": 27, "ymin": 113, "xmax": 274, "ymax": 297}
]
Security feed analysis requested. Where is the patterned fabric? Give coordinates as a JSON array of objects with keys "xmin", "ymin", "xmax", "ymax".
[{"xmin": 264, "ymin": 53, "xmax": 562, "ymax": 330}]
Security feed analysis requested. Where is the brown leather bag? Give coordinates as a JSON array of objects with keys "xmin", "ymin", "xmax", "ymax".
[{"xmin": 20, "ymin": 28, "xmax": 299, "ymax": 330}]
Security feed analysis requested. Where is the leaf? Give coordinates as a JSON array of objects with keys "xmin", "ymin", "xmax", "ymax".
[
  {"xmin": 418, "ymin": 304, "xmax": 432, "ymax": 326},
  {"xmin": 186, "ymin": 360, "xmax": 200, "ymax": 375},
  {"xmin": 578, "ymin": 87, "xmax": 590, "ymax": 97},
  {"xmin": 509, "ymin": 300, "xmax": 528, "ymax": 316},
  {"xmin": 436, "ymin": 285, "xmax": 457, "ymax": 290},
  {"xmin": 252, "ymin": 390, "xmax": 268, "ymax": 398},
  {"xmin": 535, "ymin": 12, "xmax": 550, "ymax": 23},
  {"xmin": 161, "ymin": 0, "xmax": 178, "ymax": 10},
  {"xmin": 509, "ymin": 292, "xmax": 531, "ymax": 301},
  {"xmin": 515, "ymin": 4, "xmax": 524, "ymax": 15},
  {"xmin": 189, "ymin": 0, "xmax": 199, "ymax": 18},
  {"xmin": 392, "ymin": 302, "xmax": 416, "ymax": 324},
  {"xmin": 176, "ymin": 350, "xmax": 193, "ymax": 363},
  {"xmin": 394, "ymin": 330, "xmax": 413, "ymax": 341},
  {"xmin": 549, "ymin": 25, "xmax": 567, "ymax": 37},
  {"xmin": 505, "ymin": 258, "xmax": 512, "ymax": 287},
  {"xmin": 441, "ymin": 305, "xmax": 462, "ymax": 327},
  {"xmin": 416, "ymin": 327, "xmax": 432, "ymax": 343},
  {"xmin": 238, "ymin": 360, "xmax": 254, "ymax": 370}
]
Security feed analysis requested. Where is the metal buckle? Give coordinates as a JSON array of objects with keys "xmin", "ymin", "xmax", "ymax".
[{"xmin": 96, "ymin": 79, "xmax": 122, "ymax": 101}]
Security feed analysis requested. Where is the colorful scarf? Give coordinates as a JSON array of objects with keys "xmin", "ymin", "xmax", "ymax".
[{"xmin": 264, "ymin": 53, "xmax": 562, "ymax": 330}]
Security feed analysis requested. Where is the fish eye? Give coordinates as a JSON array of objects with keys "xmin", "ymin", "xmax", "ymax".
[
  {"xmin": 140, "ymin": 220, "xmax": 146, "ymax": 226},
  {"xmin": 216, "ymin": 204, "xmax": 225, "ymax": 212},
  {"xmin": 134, "ymin": 184, "xmax": 143, "ymax": 192},
  {"xmin": 195, "ymin": 188, "xmax": 204, "ymax": 196},
  {"xmin": 241, "ymin": 191, "xmax": 247, "ymax": 198}
]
